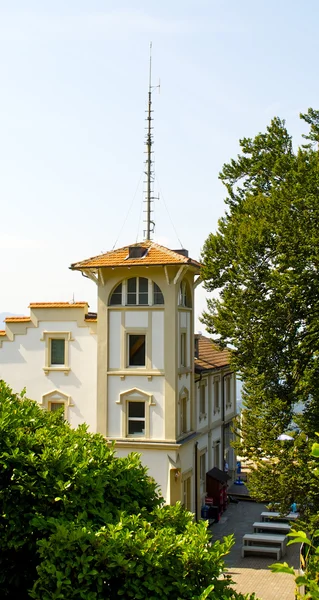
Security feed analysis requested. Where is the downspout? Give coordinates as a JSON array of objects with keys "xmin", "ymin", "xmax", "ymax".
[
  {"xmin": 194, "ymin": 441, "xmax": 198, "ymax": 522},
  {"xmin": 221, "ymin": 371, "xmax": 226, "ymax": 466}
]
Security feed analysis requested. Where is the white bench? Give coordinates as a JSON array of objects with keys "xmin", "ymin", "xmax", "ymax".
[
  {"xmin": 241, "ymin": 544, "xmax": 281, "ymax": 559},
  {"xmin": 260, "ymin": 511, "xmax": 299, "ymax": 523},
  {"xmin": 253, "ymin": 521, "xmax": 291, "ymax": 535},
  {"xmin": 243, "ymin": 533, "xmax": 287, "ymax": 556}
]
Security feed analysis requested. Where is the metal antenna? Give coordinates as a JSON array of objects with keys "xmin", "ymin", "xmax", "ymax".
[{"xmin": 144, "ymin": 42, "xmax": 159, "ymax": 240}]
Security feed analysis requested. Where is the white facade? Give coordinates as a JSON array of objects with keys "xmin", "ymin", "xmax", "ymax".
[
  {"xmin": 0, "ymin": 243, "xmax": 238, "ymax": 519},
  {"xmin": 0, "ymin": 304, "xmax": 97, "ymax": 432}
]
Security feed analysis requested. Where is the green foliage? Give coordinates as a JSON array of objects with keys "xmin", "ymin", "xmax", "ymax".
[
  {"xmin": 200, "ymin": 109, "xmax": 319, "ymax": 513},
  {"xmin": 270, "ymin": 447, "xmax": 319, "ymax": 599},
  {"xmin": 0, "ymin": 381, "xmax": 255, "ymax": 600}
]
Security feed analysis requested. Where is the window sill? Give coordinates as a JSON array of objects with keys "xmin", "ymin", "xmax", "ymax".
[{"xmin": 43, "ymin": 366, "xmax": 71, "ymax": 376}]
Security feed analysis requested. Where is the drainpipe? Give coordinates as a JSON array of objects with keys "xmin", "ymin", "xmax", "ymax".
[
  {"xmin": 194, "ymin": 441, "xmax": 198, "ymax": 522},
  {"xmin": 221, "ymin": 371, "xmax": 226, "ymax": 466}
]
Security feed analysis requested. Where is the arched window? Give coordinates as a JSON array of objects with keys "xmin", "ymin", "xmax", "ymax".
[
  {"xmin": 178, "ymin": 280, "xmax": 192, "ymax": 307},
  {"xmin": 108, "ymin": 278, "xmax": 164, "ymax": 306},
  {"xmin": 109, "ymin": 283, "xmax": 122, "ymax": 306}
]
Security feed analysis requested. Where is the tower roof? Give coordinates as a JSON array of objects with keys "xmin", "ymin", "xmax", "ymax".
[{"xmin": 70, "ymin": 240, "xmax": 201, "ymax": 271}]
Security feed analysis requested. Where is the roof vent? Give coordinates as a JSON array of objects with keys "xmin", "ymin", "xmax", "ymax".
[
  {"xmin": 172, "ymin": 248, "xmax": 188, "ymax": 258},
  {"xmin": 128, "ymin": 246, "xmax": 148, "ymax": 259}
]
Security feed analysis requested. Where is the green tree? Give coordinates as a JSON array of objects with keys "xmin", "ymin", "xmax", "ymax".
[
  {"xmin": 200, "ymin": 110, "xmax": 319, "ymax": 512},
  {"xmin": 0, "ymin": 381, "xmax": 255, "ymax": 600}
]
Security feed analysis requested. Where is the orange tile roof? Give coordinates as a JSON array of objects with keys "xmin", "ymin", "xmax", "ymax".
[
  {"xmin": 5, "ymin": 316, "xmax": 31, "ymax": 323},
  {"xmin": 29, "ymin": 302, "xmax": 88, "ymax": 308},
  {"xmin": 195, "ymin": 335, "xmax": 231, "ymax": 371},
  {"xmin": 0, "ymin": 330, "xmax": 6, "ymax": 336},
  {"xmin": 71, "ymin": 241, "xmax": 201, "ymax": 270}
]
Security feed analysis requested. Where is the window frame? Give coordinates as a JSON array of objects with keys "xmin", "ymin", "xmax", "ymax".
[
  {"xmin": 108, "ymin": 278, "xmax": 165, "ymax": 307},
  {"xmin": 180, "ymin": 330, "xmax": 187, "ymax": 368},
  {"xmin": 199, "ymin": 379, "xmax": 207, "ymax": 419},
  {"xmin": 127, "ymin": 400, "xmax": 146, "ymax": 437},
  {"xmin": 41, "ymin": 331, "xmax": 73, "ymax": 375},
  {"xmin": 116, "ymin": 388, "xmax": 155, "ymax": 439},
  {"xmin": 41, "ymin": 389, "xmax": 73, "ymax": 419},
  {"xmin": 179, "ymin": 386, "xmax": 189, "ymax": 436},
  {"xmin": 225, "ymin": 374, "xmax": 232, "ymax": 409},
  {"xmin": 213, "ymin": 377, "xmax": 220, "ymax": 414},
  {"xmin": 127, "ymin": 332, "xmax": 147, "ymax": 368}
]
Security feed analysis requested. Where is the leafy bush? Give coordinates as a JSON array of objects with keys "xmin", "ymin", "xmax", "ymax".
[
  {"xmin": 270, "ymin": 439, "xmax": 319, "ymax": 599},
  {"xmin": 0, "ymin": 381, "xmax": 256, "ymax": 599}
]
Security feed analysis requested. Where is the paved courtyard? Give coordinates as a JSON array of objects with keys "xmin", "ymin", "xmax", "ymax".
[{"xmin": 210, "ymin": 501, "xmax": 300, "ymax": 600}]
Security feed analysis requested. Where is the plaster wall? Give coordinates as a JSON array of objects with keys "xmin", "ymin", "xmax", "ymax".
[{"xmin": 0, "ymin": 319, "xmax": 97, "ymax": 431}]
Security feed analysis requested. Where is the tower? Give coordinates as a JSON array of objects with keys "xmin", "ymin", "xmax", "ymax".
[{"xmin": 70, "ymin": 47, "xmax": 201, "ymax": 508}]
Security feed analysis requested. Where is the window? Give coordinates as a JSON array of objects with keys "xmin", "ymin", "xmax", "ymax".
[
  {"xmin": 178, "ymin": 280, "xmax": 191, "ymax": 307},
  {"xmin": 138, "ymin": 277, "xmax": 148, "ymax": 305},
  {"xmin": 200, "ymin": 453, "xmax": 206, "ymax": 485},
  {"xmin": 50, "ymin": 339, "xmax": 65, "ymax": 365},
  {"xmin": 127, "ymin": 277, "xmax": 149, "ymax": 305},
  {"xmin": 214, "ymin": 378, "xmax": 220, "ymax": 413},
  {"xmin": 225, "ymin": 375, "xmax": 232, "ymax": 408},
  {"xmin": 49, "ymin": 402, "xmax": 65, "ymax": 413},
  {"xmin": 127, "ymin": 401, "xmax": 145, "ymax": 436},
  {"xmin": 199, "ymin": 384, "xmax": 206, "ymax": 416},
  {"xmin": 153, "ymin": 282, "xmax": 164, "ymax": 305},
  {"xmin": 214, "ymin": 442, "xmax": 220, "ymax": 469},
  {"xmin": 180, "ymin": 332, "xmax": 187, "ymax": 367},
  {"xmin": 117, "ymin": 388, "xmax": 155, "ymax": 438},
  {"xmin": 127, "ymin": 277, "xmax": 137, "ymax": 305},
  {"xmin": 109, "ymin": 283, "xmax": 122, "ymax": 306},
  {"xmin": 42, "ymin": 331, "xmax": 73, "ymax": 375},
  {"xmin": 42, "ymin": 390, "xmax": 72, "ymax": 420},
  {"xmin": 108, "ymin": 279, "xmax": 164, "ymax": 306},
  {"xmin": 181, "ymin": 395, "xmax": 187, "ymax": 433},
  {"xmin": 128, "ymin": 334, "xmax": 146, "ymax": 367},
  {"xmin": 182, "ymin": 475, "xmax": 192, "ymax": 511}
]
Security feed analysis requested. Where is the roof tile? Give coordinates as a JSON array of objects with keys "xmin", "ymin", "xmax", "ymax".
[
  {"xmin": 195, "ymin": 336, "xmax": 231, "ymax": 370},
  {"xmin": 71, "ymin": 240, "xmax": 201, "ymax": 270},
  {"xmin": 5, "ymin": 317, "xmax": 31, "ymax": 323},
  {"xmin": 29, "ymin": 302, "xmax": 88, "ymax": 308}
]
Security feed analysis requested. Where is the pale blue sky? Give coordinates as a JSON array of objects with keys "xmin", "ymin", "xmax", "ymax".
[{"xmin": 1, "ymin": 1, "xmax": 318, "ymax": 330}]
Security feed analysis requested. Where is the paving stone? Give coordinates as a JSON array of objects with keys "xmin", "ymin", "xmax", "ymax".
[{"xmin": 209, "ymin": 501, "xmax": 299, "ymax": 600}]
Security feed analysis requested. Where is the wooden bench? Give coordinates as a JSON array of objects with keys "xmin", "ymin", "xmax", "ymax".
[{"xmin": 241, "ymin": 544, "xmax": 281, "ymax": 559}]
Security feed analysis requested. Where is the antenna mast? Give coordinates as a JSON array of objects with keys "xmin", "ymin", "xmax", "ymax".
[{"xmin": 144, "ymin": 42, "xmax": 158, "ymax": 241}]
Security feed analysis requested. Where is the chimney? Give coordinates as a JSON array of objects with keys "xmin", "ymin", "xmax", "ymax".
[{"xmin": 172, "ymin": 248, "xmax": 189, "ymax": 258}]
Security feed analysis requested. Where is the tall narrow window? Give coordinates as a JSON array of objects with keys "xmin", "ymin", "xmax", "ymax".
[
  {"xmin": 214, "ymin": 442, "xmax": 220, "ymax": 469},
  {"xmin": 200, "ymin": 453, "xmax": 206, "ymax": 485},
  {"xmin": 182, "ymin": 476, "xmax": 191, "ymax": 511},
  {"xmin": 178, "ymin": 280, "xmax": 191, "ymax": 307},
  {"xmin": 128, "ymin": 334, "xmax": 146, "ymax": 367},
  {"xmin": 181, "ymin": 396, "xmax": 187, "ymax": 433},
  {"xmin": 214, "ymin": 378, "xmax": 220, "ymax": 413},
  {"xmin": 128, "ymin": 401, "xmax": 145, "ymax": 436},
  {"xmin": 199, "ymin": 384, "xmax": 206, "ymax": 416},
  {"xmin": 225, "ymin": 376, "xmax": 232, "ymax": 408},
  {"xmin": 50, "ymin": 339, "xmax": 65, "ymax": 365},
  {"xmin": 180, "ymin": 332, "xmax": 187, "ymax": 367},
  {"xmin": 153, "ymin": 282, "xmax": 164, "ymax": 304},
  {"xmin": 127, "ymin": 278, "xmax": 137, "ymax": 305},
  {"xmin": 138, "ymin": 277, "xmax": 149, "ymax": 305},
  {"xmin": 109, "ymin": 283, "xmax": 122, "ymax": 305}
]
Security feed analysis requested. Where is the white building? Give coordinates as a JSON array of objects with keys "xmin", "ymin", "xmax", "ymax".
[{"xmin": 0, "ymin": 241, "xmax": 237, "ymax": 519}]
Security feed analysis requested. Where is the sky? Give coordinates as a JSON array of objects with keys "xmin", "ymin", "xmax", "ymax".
[{"xmin": 1, "ymin": 0, "xmax": 319, "ymax": 331}]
